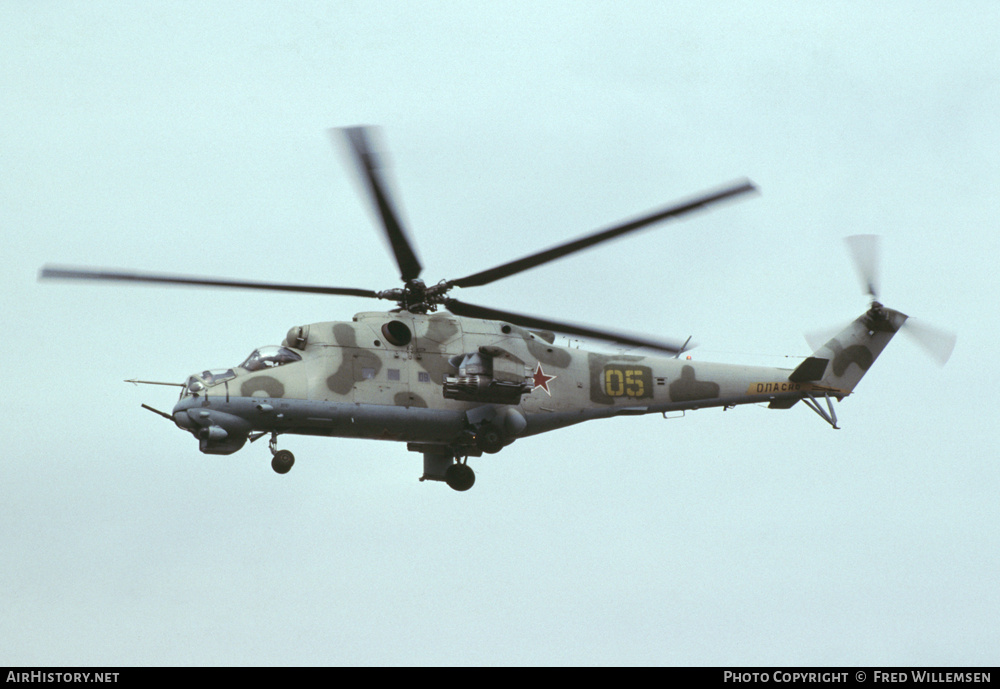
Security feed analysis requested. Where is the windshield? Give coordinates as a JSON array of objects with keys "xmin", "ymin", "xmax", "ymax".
[
  {"xmin": 240, "ymin": 346, "xmax": 302, "ymax": 372},
  {"xmin": 201, "ymin": 369, "xmax": 236, "ymax": 385},
  {"xmin": 182, "ymin": 368, "xmax": 237, "ymax": 397}
]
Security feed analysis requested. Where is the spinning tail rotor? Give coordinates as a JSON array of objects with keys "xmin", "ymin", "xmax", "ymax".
[
  {"xmin": 844, "ymin": 233, "xmax": 881, "ymax": 303},
  {"xmin": 804, "ymin": 234, "xmax": 955, "ymax": 383},
  {"xmin": 843, "ymin": 234, "xmax": 956, "ymax": 366}
]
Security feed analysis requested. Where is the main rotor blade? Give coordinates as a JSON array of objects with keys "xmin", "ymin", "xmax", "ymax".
[
  {"xmin": 445, "ymin": 298, "xmax": 690, "ymax": 355},
  {"xmin": 448, "ymin": 179, "xmax": 757, "ymax": 289},
  {"xmin": 844, "ymin": 234, "xmax": 881, "ymax": 300},
  {"xmin": 335, "ymin": 126, "xmax": 423, "ymax": 282},
  {"xmin": 40, "ymin": 266, "xmax": 381, "ymax": 298}
]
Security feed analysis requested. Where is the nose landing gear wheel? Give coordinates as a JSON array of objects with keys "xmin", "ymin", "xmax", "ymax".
[
  {"xmin": 271, "ymin": 449, "xmax": 295, "ymax": 474},
  {"xmin": 445, "ymin": 462, "xmax": 475, "ymax": 491},
  {"xmin": 268, "ymin": 433, "xmax": 294, "ymax": 474}
]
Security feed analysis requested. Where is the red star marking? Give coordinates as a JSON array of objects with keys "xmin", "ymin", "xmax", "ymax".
[{"xmin": 531, "ymin": 363, "xmax": 556, "ymax": 396}]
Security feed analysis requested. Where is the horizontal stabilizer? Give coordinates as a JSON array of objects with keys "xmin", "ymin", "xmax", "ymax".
[{"xmin": 789, "ymin": 357, "xmax": 829, "ymax": 382}]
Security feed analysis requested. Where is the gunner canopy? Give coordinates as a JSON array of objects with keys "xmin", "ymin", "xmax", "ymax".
[{"xmin": 183, "ymin": 368, "xmax": 236, "ymax": 396}]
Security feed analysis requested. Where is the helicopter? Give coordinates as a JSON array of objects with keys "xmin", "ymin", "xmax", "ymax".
[{"xmin": 40, "ymin": 127, "xmax": 955, "ymax": 491}]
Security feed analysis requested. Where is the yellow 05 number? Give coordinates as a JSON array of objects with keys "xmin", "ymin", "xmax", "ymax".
[{"xmin": 604, "ymin": 367, "xmax": 645, "ymax": 397}]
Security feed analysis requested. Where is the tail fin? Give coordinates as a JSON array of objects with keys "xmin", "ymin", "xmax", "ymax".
[{"xmin": 805, "ymin": 302, "xmax": 908, "ymax": 396}]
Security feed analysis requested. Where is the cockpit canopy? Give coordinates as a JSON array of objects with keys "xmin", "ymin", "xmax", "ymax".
[
  {"xmin": 183, "ymin": 346, "xmax": 302, "ymax": 397},
  {"xmin": 183, "ymin": 368, "xmax": 237, "ymax": 396},
  {"xmin": 239, "ymin": 345, "xmax": 302, "ymax": 372},
  {"xmin": 200, "ymin": 369, "xmax": 237, "ymax": 385}
]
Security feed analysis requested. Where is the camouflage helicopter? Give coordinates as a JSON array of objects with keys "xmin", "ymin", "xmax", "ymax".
[{"xmin": 41, "ymin": 127, "xmax": 955, "ymax": 491}]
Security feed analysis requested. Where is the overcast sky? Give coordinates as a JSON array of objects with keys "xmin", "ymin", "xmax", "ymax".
[{"xmin": 2, "ymin": 2, "xmax": 998, "ymax": 666}]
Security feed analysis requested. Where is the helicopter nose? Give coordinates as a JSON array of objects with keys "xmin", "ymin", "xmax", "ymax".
[
  {"xmin": 172, "ymin": 396, "xmax": 252, "ymax": 436},
  {"xmin": 171, "ymin": 398, "xmax": 196, "ymax": 430}
]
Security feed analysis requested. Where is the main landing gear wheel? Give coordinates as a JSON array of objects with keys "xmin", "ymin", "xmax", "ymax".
[
  {"xmin": 271, "ymin": 449, "xmax": 295, "ymax": 474},
  {"xmin": 445, "ymin": 462, "xmax": 475, "ymax": 492}
]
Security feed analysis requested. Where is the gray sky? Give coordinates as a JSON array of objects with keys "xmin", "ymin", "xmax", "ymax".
[{"xmin": 2, "ymin": 1, "xmax": 998, "ymax": 666}]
